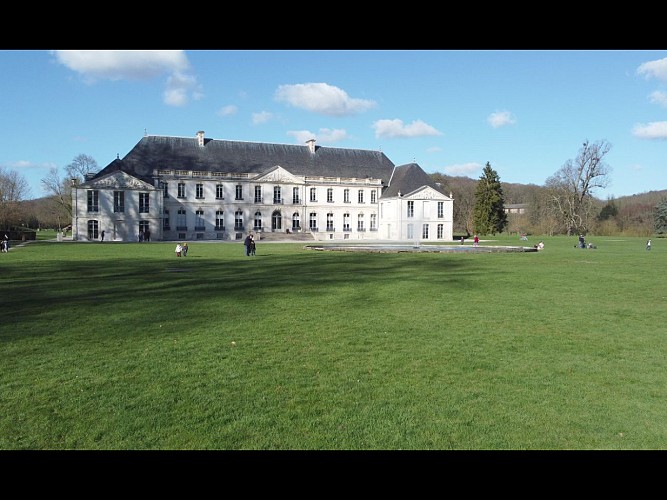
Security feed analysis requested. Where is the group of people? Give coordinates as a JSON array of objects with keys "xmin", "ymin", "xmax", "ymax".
[
  {"xmin": 1, "ymin": 234, "xmax": 9, "ymax": 253},
  {"xmin": 138, "ymin": 230, "xmax": 151, "ymax": 242},
  {"xmin": 244, "ymin": 234, "xmax": 256, "ymax": 256},
  {"xmin": 175, "ymin": 242, "xmax": 189, "ymax": 257}
]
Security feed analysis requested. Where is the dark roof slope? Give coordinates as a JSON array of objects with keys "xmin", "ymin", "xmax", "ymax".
[
  {"xmin": 383, "ymin": 163, "xmax": 447, "ymax": 198},
  {"xmin": 94, "ymin": 135, "xmax": 396, "ymax": 184}
]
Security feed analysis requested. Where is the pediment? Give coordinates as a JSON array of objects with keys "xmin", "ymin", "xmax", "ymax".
[
  {"xmin": 404, "ymin": 186, "xmax": 451, "ymax": 200},
  {"xmin": 86, "ymin": 171, "xmax": 156, "ymax": 190},
  {"xmin": 254, "ymin": 166, "xmax": 302, "ymax": 183}
]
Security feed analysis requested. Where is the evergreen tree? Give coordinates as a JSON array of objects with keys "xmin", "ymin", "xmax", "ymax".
[
  {"xmin": 472, "ymin": 162, "xmax": 508, "ymax": 235},
  {"xmin": 654, "ymin": 199, "xmax": 667, "ymax": 234}
]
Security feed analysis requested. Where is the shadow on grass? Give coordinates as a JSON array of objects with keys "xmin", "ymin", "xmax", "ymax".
[{"xmin": 3, "ymin": 247, "xmax": 494, "ymax": 341}]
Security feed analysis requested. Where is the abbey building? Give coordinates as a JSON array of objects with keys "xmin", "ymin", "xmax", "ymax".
[{"xmin": 71, "ymin": 131, "xmax": 454, "ymax": 243}]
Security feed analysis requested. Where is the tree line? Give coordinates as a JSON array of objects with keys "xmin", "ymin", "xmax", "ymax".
[{"xmin": 2, "ymin": 142, "xmax": 667, "ymax": 237}]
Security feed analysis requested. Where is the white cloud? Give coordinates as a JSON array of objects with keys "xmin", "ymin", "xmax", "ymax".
[
  {"xmin": 52, "ymin": 50, "xmax": 190, "ymax": 81},
  {"xmin": 218, "ymin": 105, "xmax": 238, "ymax": 117},
  {"xmin": 487, "ymin": 110, "xmax": 516, "ymax": 128},
  {"xmin": 632, "ymin": 121, "xmax": 667, "ymax": 139},
  {"xmin": 274, "ymin": 83, "xmax": 376, "ymax": 116},
  {"xmin": 52, "ymin": 50, "xmax": 201, "ymax": 107},
  {"xmin": 287, "ymin": 128, "xmax": 349, "ymax": 144},
  {"xmin": 372, "ymin": 119, "xmax": 442, "ymax": 139},
  {"xmin": 252, "ymin": 111, "xmax": 274, "ymax": 125},
  {"xmin": 649, "ymin": 90, "xmax": 667, "ymax": 107},
  {"xmin": 163, "ymin": 72, "xmax": 202, "ymax": 107},
  {"xmin": 637, "ymin": 57, "xmax": 667, "ymax": 83},
  {"xmin": 443, "ymin": 162, "xmax": 482, "ymax": 177}
]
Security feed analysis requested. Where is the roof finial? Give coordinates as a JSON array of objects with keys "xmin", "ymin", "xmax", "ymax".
[{"xmin": 144, "ymin": 128, "xmax": 147, "ymax": 136}]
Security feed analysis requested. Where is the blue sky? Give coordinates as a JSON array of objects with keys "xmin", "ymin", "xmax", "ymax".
[{"xmin": 2, "ymin": 49, "xmax": 667, "ymax": 200}]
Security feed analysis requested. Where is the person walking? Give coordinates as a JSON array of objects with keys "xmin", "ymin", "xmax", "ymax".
[
  {"xmin": 100, "ymin": 230, "xmax": 105, "ymax": 242},
  {"xmin": 182, "ymin": 242, "xmax": 188, "ymax": 256},
  {"xmin": 175, "ymin": 243, "xmax": 182, "ymax": 257},
  {"xmin": 647, "ymin": 239, "xmax": 652, "ymax": 251},
  {"xmin": 473, "ymin": 234, "xmax": 479, "ymax": 247}
]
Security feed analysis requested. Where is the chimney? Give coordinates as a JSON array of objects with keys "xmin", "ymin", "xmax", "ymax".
[
  {"xmin": 306, "ymin": 138, "xmax": 316, "ymax": 154},
  {"xmin": 196, "ymin": 131, "xmax": 205, "ymax": 147}
]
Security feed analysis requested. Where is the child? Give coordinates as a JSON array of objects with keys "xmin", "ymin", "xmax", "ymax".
[
  {"xmin": 182, "ymin": 242, "xmax": 188, "ymax": 256},
  {"xmin": 249, "ymin": 236, "xmax": 256, "ymax": 256},
  {"xmin": 175, "ymin": 243, "xmax": 182, "ymax": 257}
]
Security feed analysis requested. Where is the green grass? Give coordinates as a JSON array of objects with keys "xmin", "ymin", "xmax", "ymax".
[{"xmin": 1, "ymin": 235, "xmax": 665, "ymax": 449}]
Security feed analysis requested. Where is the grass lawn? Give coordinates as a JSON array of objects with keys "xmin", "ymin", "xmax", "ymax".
[{"xmin": 1, "ymin": 234, "xmax": 665, "ymax": 450}]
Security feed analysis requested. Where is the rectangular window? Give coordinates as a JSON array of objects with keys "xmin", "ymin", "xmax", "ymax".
[
  {"xmin": 87, "ymin": 190, "xmax": 99, "ymax": 212},
  {"xmin": 407, "ymin": 223, "xmax": 414, "ymax": 240},
  {"xmin": 327, "ymin": 188, "xmax": 333, "ymax": 203},
  {"xmin": 343, "ymin": 213, "xmax": 350, "ymax": 231},
  {"xmin": 163, "ymin": 209, "xmax": 170, "ymax": 230},
  {"xmin": 310, "ymin": 187, "xmax": 317, "ymax": 202},
  {"xmin": 114, "ymin": 191, "xmax": 124, "ymax": 213},
  {"xmin": 371, "ymin": 190, "xmax": 377, "ymax": 204},
  {"xmin": 358, "ymin": 190, "xmax": 364, "ymax": 204},
  {"xmin": 196, "ymin": 183, "xmax": 204, "ymax": 199},
  {"xmin": 438, "ymin": 201, "xmax": 444, "ymax": 218},
  {"xmin": 235, "ymin": 185, "xmax": 243, "ymax": 200},
  {"xmin": 139, "ymin": 193, "xmax": 149, "ymax": 213},
  {"xmin": 216, "ymin": 210, "xmax": 224, "ymax": 230},
  {"xmin": 163, "ymin": 182, "xmax": 169, "ymax": 198},
  {"xmin": 357, "ymin": 214, "xmax": 365, "ymax": 231},
  {"xmin": 344, "ymin": 189, "xmax": 350, "ymax": 203},
  {"xmin": 309, "ymin": 212, "xmax": 317, "ymax": 231},
  {"xmin": 178, "ymin": 182, "xmax": 185, "ymax": 198},
  {"xmin": 273, "ymin": 186, "xmax": 282, "ymax": 204},
  {"xmin": 422, "ymin": 224, "xmax": 429, "ymax": 239},
  {"xmin": 437, "ymin": 223, "xmax": 443, "ymax": 239},
  {"xmin": 195, "ymin": 209, "xmax": 205, "ymax": 230},
  {"xmin": 216, "ymin": 184, "xmax": 224, "ymax": 199},
  {"xmin": 326, "ymin": 213, "xmax": 334, "ymax": 231},
  {"xmin": 292, "ymin": 187, "xmax": 300, "ymax": 204},
  {"xmin": 177, "ymin": 208, "xmax": 187, "ymax": 230},
  {"xmin": 255, "ymin": 186, "xmax": 262, "ymax": 203},
  {"xmin": 370, "ymin": 213, "xmax": 377, "ymax": 231},
  {"xmin": 407, "ymin": 201, "xmax": 414, "ymax": 218}
]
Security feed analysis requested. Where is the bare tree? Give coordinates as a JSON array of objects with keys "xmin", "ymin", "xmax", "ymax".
[
  {"xmin": 66, "ymin": 154, "xmax": 98, "ymax": 182},
  {"xmin": 40, "ymin": 154, "xmax": 98, "ymax": 222},
  {"xmin": 0, "ymin": 167, "xmax": 31, "ymax": 229},
  {"xmin": 545, "ymin": 139, "xmax": 612, "ymax": 235},
  {"xmin": 41, "ymin": 167, "xmax": 73, "ymax": 221}
]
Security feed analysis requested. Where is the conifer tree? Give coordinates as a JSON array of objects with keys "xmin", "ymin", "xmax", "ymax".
[
  {"xmin": 654, "ymin": 199, "xmax": 667, "ymax": 234},
  {"xmin": 472, "ymin": 162, "xmax": 508, "ymax": 235}
]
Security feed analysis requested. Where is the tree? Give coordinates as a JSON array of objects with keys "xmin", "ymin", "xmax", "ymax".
[
  {"xmin": 40, "ymin": 154, "xmax": 99, "ymax": 223},
  {"xmin": 545, "ymin": 139, "xmax": 612, "ymax": 235},
  {"xmin": 654, "ymin": 199, "xmax": 667, "ymax": 234},
  {"xmin": 472, "ymin": 162, "xmax": 508, "ymax": 235},
  {"xmin": 66, "ymin": 154, "xmax": 98, "ymax": 182},
  {"xmin": 0, "ymin": 167, "xmax": 31, "ymax": 229}
]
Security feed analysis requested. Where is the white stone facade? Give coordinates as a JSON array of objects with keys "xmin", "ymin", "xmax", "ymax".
[{"xmin": 71, "ymin": 135, "xmax": 454, "ymax": 243}]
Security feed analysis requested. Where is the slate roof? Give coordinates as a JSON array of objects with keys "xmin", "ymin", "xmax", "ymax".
[
  {"xmin": 383, "ymin": 163, "xmax": 447, "ymax": 197},
  {"xmin": 94, "ymin": 135, "xmax": 397, "ymax": 185}
]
